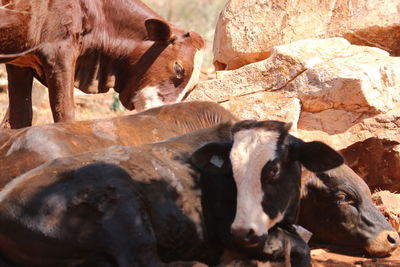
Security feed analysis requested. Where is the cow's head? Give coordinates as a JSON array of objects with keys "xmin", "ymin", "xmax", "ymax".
[
  {"xmin": 299, "ymin": 165, "xmax": 400, "ymax": 257},
  {"xmin": 118, "ymin": 19, "xmax": 205, "ymax": 112},
  {"xmin": 191, "ymin": 120, "xmax": 344, "ymax": 247}
]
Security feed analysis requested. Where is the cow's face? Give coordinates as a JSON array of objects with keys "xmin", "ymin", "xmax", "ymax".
[
  {"xmin": 300, "ymin": 165, "xmax": 400, "ymax": 257},
  {"xmin": 119, "ymin": 19, "xmax": 204, "ymax": 112},
  {"xmin": 191, "ymin": 120, "xmax": 344, "ymax": 248}
]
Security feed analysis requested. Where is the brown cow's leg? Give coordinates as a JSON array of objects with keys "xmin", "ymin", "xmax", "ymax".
[
  {"xmin": 41, "ymin": 44, "xmax": 77, "ymax": 123},
  {"xmin": 6, "ymin": 64, "xmax": 34, "ymax": 129}
]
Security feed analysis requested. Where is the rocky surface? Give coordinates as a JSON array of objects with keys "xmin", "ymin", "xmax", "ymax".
[
  {"xmin": 373, "ymin": 191, "xmax": 400, "ymax": 233},
  {"xmin": 213, "ymin": 0, "xmax": 400, "ymax": 70}
]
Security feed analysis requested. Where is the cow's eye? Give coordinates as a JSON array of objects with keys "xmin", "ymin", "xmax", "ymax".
[
  {"xmin": 174, "ymin": 62, "xmax": 184, "ymax": 79},
  {"xmin": 336, "ymin": 193, "xmax": 354, "ymax": 205},
  {"xmin": 269, "ymin": 165, "xmax": 279, "ymax": 177},
  {"xmin": 261, "ymin": 162, "xmax": 280, "ymax": 181}
]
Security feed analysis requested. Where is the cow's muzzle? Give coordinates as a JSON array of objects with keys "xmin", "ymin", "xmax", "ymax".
[
  {"xmin": 366, "ymin": 230, "xmax": 400, "ymax": 257},
  {"xmin": 231, "ymin": 227, "xmax": 266, "ymax": 248}
]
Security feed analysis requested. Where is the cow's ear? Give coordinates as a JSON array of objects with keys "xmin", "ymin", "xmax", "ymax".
[
  {"xmin": 289, "ymin": 136, "xmax": 344, "ymax": 172},
  {"xmin": 145, "ymin": 19, "xmax": 171, "ymax": 42},
  {"xmin": 191, "ymin": 142, "xmax": 232, "ymax": 174}
]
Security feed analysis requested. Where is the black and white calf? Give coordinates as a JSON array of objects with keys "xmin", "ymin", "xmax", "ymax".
[
  {"xmin": 0, "ymin": 120, "xmax": 343, "ymax": 266},
  {"xmin": 191, "ymin": 120, "xmax": 344, "ymax": 261}
]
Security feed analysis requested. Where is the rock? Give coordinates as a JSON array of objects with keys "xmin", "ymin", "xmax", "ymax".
[
  {"xmin": 220, "ymin": 91, "xmax": 301, "ymax": 131},
  {"xmin": 188, "ymin": 38, "xmax": 400, "ymax": 190},
  {"xmin": 341, "ymin": 139, "xmax": 400, "ymax": 192},
  {"xmin": 213, "ymin": 0, "xmax": 400, "ymax": 70},
  {"xmin": 372, "ymin": 191, "xmax": 400, "ymax": 232},
  {"xmin": 298, "ymin": 104, "xmax": 400, "ymax": 150},
  {"xmin": 0, "ymin": 65, "xmax": 7, "ymax": 93}
]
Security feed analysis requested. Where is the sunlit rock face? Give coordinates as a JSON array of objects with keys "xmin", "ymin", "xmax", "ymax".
[{"xmin": 213, "ymin": 0, "xmax": 400, "ymax": 70}]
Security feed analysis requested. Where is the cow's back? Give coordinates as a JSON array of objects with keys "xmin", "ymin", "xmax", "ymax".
[{"xmin": 0, "ymin": 101, "xmax": 237, "ymax": 188}]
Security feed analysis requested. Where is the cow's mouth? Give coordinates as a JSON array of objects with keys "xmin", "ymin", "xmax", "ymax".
[{"xmin": 243, "ymin": 242, "xmax": 261, "ymax": 248}]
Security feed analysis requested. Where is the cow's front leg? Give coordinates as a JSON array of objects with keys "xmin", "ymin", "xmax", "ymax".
[
  {"xmin": 5, "ymin": 64, "xmax": 34, "ymax": 129},
  {"xmin": 40, "ymin": 43, "xmax": 77, "ymax": 123}
]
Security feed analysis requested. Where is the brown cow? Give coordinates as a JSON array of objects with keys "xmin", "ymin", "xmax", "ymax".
[
  {"xmin": 0, "ymin": 0, "xmax": 205, "ymax": 128},
  {"xmin": 0, "ymin": 101, "xmax": 237, "ymax": 188}
]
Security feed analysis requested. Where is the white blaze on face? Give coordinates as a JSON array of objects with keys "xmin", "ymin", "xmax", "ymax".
[
  {"xmin": 133, "ymin": 86, "xmax": 164, "ymax": 112},
  {"xmin": 230, "ymin": 128, "xmax": 280, "ymax": 237},
  {"xmin": 133, "ymin": 48, "xmax": 204, "ymax": 111}
]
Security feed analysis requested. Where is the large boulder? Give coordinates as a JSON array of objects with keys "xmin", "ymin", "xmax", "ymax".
[
  {"xmin": 187, "ymin": 37, "xmax": 400, "ymax": 189},
  {"xmin": 213, "ymin": 0, "xmax": 400, "ymax": 70}
]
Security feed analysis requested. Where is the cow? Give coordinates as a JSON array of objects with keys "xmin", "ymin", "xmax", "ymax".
[
  {"xmin": 0, "ymin": 101, "xmax": 237, "ymax": 187},
  {"xmin": 299, "ymin": 165, "xmax": 400, "ymax": 257},
  {"xmin": 1, "ymin": 101, "xmax": 399, "ymax": 258},
  {"xmin": 0, "ymin": 120, "xmax": 344, "ymax": 266},
  {"xmin": 0, "ymin": 0, "xmax": 205, "ymax": 129},
  {"xmin": 1, "ymin": 101, "xmax": 399, "ymax": 257}
]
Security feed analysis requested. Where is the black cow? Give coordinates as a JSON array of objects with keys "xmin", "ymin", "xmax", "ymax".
[
  {"xmin": 0, "ymin": 120, "xmax": 343, "ymax": 266},
  {"xmin": 299, "ymin": 165, "xmax": 400, "ymax": 256}
]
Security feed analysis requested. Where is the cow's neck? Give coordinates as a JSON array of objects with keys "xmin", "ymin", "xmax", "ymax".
[
  {"xmin": 75, "ymin": 0, "xmax": 173, "ymax": 94},
  {"xmin": 82, "ymin": 0, "xmax": 166, "ymax": 55}
]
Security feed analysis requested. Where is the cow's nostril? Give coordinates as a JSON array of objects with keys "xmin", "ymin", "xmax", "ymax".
[
  {"xmin": 387, "ymin": 234, "xmax": 397, "ymax": 245},
  {"xmin": 246, "ymin": 229, "xmax": 255, "ymax": 239}
]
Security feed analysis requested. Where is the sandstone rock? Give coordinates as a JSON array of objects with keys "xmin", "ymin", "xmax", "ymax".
[
  {"xmin": 372, "ymin": 191, "xmax": 400, "ymax": 232},
  {"xmin": 220, "ymin": 92, "xmax": 301, "ymax": 131},
  {"xmin": 189, "ymin": 38, "xmax": 400, "ymax": 132},
  {"xmin": 213, "ymin": 0, "xmax": 400, "ymax": 70},
  {"xmin": 341, "ymin": 139, "xmax": 400, "ymax": 192},
  {"xmin": 298, "ymin": 105, "xmax": 400, "ymax": 150},
  {"xmin": 0, "ymin": 65, "xmax": 6, "ymax": 93},
  {"xmin": 188, "ymin": 38, "xmax": 400, "ymax": 190}
]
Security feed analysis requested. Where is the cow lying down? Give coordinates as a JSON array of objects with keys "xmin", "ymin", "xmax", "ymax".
[
  {"xmin": 0, "ymin": 120, "xmax": 344, "ymax": 266},
  {"xmin": 1, "ymin": 101, "xmax": 399, "ymax": 258},
  {"xmin": 300, "ymin": 166, "xmax": 400, "ymax": 256},
  {"xmin": 0, "ymin": 101, "xmax": 237, "ymax": 188}
]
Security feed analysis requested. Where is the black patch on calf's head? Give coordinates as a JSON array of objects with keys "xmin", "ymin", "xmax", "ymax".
[{"xmin": 288, "ymin": 136, "xmax": 344, "ymax": 172}]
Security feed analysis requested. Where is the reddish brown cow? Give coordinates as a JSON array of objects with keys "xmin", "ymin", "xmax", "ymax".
[
  {"xmin": 0, "ymin": 0, "xmax": 205, "ymax": 129},
  {"xmin": 0, "ymin": 101, "xmax": 237, "ymax": 188}
]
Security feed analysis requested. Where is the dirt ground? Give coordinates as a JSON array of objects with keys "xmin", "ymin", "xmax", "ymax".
[
  {"xmin": 0, "ymin": 83, "xmax": 400, "ymax": 266},
  {"xmin": 310, "ymin": 246, "xmax": 400, "ymax": 266}
]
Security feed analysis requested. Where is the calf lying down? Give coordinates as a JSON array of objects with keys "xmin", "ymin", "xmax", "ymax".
[
  {"xmin": 0, "ymin": 120, "xmax": 343, "ymax": 266},
  {"xmin": 0, "ymin": 101, "xmax": 398, "ymax": 258}
]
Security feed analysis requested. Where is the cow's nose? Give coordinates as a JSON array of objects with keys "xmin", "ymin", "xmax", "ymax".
[
  {"xmin": 366, "ymin": 230, "xmax": 400, "ymax": 257},
  {"xmin": 231, "ymin": 227, "xmax": 263, "ymax": 247}
]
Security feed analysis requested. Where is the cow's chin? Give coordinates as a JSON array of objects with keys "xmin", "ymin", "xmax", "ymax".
[{"xmin": 118, "ymin": 86, "xmax": 168, "ymax": 112}]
